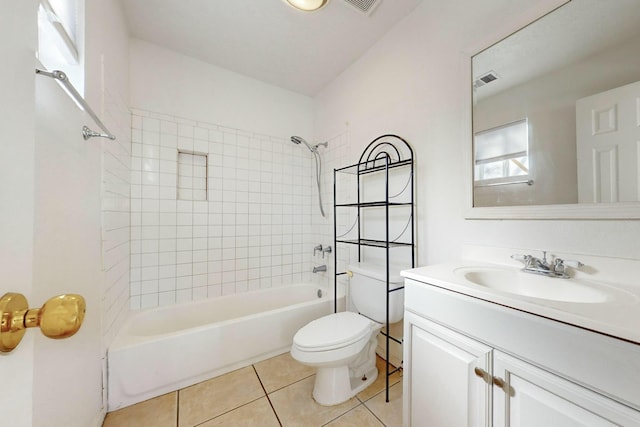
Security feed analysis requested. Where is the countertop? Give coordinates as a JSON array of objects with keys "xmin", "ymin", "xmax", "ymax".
[{"xmin": 402, "ymin": 262, "xmax": 640, "ymax": 345}]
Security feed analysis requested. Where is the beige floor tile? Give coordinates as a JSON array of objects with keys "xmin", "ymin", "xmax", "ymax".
[
  {"xmin": 198, "ymin": 397, "xmax": 280, "ymax": 427},
  {"xmin": 324, "ymin": 404, "xmax": 384, "ymax": 427},
  {"xmin": 357, "ymin": 356, "xmax": 403, "ymax": 402},
  {"xmin": 269, "ymin": 376, "xmax": 359, "ymax": 427},
  {"xmin": 102, "ymin": 392, "xmax": 177, "ymax": 427},
  {"xmin": 364, "ymin": 380, "xmax": 403, "ymax": 427},
  {"xmin": 178, "ymin": 366, "xmax": 265, "ymax": 427},
  {"xmin": 254, "ymin": 351, "xmax": 315, "ymax": 393}
]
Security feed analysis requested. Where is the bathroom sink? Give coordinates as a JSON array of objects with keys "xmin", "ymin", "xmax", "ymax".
[{"xmin": 454, "ymin": 266, "xmax": 619, "ymax": 303}]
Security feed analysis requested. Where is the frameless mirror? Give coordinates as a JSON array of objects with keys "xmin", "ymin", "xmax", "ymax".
[{"xmin": 471, "ymin": 0, "xmax": 640, "ymax": 214}]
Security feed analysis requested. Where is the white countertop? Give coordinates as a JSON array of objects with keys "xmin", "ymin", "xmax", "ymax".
[{"xmin": 402, "ymin": 262, "xmax": 640, "ymax": 345}]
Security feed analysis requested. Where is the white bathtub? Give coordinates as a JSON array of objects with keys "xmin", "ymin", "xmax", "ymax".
[{"xmin": 108, "ymin": 283, "xmax": 342, "ymax": 410}]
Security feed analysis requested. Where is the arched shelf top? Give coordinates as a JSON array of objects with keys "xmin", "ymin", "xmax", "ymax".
[{"xmin": 357, "ymin": 134, "xmax": 413, "ymax": 174}]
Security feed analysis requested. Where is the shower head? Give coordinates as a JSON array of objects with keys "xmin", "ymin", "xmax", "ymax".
[{"xmin": 291, "ymin": 135, "xmax": 316, "ymax": 153}]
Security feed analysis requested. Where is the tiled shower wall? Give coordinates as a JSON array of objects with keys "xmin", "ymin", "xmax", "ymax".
[
  {"xmin": 129, "ymin": 109, "xmax": 317, "ymax": 309},
  {"xmin": 101, "ymin": 87, "xmax": 132, "ymax": 344}
]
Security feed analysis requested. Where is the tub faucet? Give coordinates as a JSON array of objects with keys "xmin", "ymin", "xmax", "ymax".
[{"xmin": 313, "ymin": 265, "xmax": 327, "ymax": 273}]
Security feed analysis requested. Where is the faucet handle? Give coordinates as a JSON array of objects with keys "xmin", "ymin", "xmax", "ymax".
[
  {"xmin": 322, "ymin": 245, "xmax": 332, "ymax": 259},
  {"xmin": 313, "ymin": 244, "xmax": 323, "ymax": 256},
  {"xmin": 511, "ymin": 254, "xmax": 532, "ymax": 264},
  {"xmin": 563, "ymin": 260, "xmax": 584, "ymax": 269},
  {"xmin": 553, "ymin": 258, "xmax": 584, "ymax": 276}
]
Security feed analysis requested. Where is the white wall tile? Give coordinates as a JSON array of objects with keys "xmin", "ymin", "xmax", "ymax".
[{"xmin": 130, "ymin": 109, "xmax": 316, "ymax": 307}]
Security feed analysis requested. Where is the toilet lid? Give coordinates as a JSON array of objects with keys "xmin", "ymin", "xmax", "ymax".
[{"xmin": 293, "ymin": 312, "xmax": 374, "ymax": 352}]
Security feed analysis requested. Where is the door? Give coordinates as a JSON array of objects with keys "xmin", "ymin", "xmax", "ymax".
[
  {"xmin": 576, "ymin": 80, "xmax": 640, "ymax": 203},
  {"xmin": 0, "ymin": 2, "xmax": 39, "ymax": 426},
  {"xmin": 2, "ymin": 2, "xmax": 105, "ymax": 427},
  {"xmin": 493, "ymin": 351, "xmax": 640, "ymax": 427},
  {"xmin": 404, "ymin": 312, "xmax": 492, "ymax": 427},
  {"xmin": 30, "ymin": 69, "xmax": 105, "ymax": 427}
]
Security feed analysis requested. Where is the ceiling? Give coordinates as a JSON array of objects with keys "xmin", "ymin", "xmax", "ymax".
[{"xmin": 120, "ymin": 0, "xmax": 423, "ymax": 97}]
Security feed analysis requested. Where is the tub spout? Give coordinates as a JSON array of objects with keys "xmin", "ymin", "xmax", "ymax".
[{"xmin": 313, "ymin": 265, "xmax": 327, "ymax": 273}]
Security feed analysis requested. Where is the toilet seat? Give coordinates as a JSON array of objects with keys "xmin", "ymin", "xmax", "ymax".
[{"xmin": 293, "ymin": 312, "xmax": 375, "ymax": 352}]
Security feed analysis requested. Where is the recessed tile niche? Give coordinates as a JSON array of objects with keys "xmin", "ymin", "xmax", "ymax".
[{"xmin": 178, "ymin": 151, "xmax": 207, "ymax": 201}]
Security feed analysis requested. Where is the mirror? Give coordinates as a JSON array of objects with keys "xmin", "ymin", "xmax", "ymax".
[{"xmin": 471, "ymin": 0, "xmax": 640, "ymax": 215}]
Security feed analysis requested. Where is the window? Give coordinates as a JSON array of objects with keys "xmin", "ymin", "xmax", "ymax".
[
  {"xmin": 37, "ymin": 0, "xmax": 84, "ymax": 94},
  {"xmin": 474, "ymin": 119, "xmax": 529, "ymax": 185}
]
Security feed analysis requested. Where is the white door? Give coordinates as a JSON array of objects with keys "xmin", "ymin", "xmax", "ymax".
[
  {"xmin": 493, "ymin": 351, "xmax": 640, "ymax": 427},
  {"xmin": 30, "ymin": 70, "xmax": 105, "ymax": 427},
  {"xmin": 404, "ymin": 313, "xmax": 492, "ymax": 427},
  {"xmin": 1, "ymin": 6, "xmax": 104, "ymax": 427},
  {"xmin": 576, "ymin": 80, "xmax": 640, "ymax": 203},
  {"xmin": 0, "ymin": 2, "xmax": 38, "ymax": 426}
]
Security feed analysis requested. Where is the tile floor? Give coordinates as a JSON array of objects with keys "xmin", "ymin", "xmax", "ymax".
[{"xmin": 103, "ymin": 352, "xmax": 403, "ymax": 427}]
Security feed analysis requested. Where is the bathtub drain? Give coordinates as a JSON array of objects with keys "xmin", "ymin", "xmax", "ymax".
[{"xmin": 317, "ymin": 289, "xmax": 323, "ymax": 298}]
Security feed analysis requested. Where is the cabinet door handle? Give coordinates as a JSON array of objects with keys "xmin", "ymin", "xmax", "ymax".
[
  {"xmin": 474, "ymin": 367, "xmax": 489, "ymax": 381},
  {"xmin": 492, "ymin": 376, "xmax": 506, "ymax": 389}
]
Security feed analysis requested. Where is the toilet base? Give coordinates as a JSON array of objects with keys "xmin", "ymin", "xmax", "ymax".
[{"xmin": 312, "ymin": 365, "xmax": 378, "ymax": 406}]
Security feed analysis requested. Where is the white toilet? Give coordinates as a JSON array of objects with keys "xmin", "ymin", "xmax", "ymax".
[{"xmin": 291, "ymin": 262, "xmax": 404, "ymax": 406}]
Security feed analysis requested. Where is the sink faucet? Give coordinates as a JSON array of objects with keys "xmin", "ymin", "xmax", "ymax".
[{"xmin": 511, "ymin": 251, "xmax": 584, "ymax": 279}]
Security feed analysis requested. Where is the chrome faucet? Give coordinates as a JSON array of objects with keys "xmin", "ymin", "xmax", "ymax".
[
  {"xmin": 511, "ymin": 251, "xmax": 584, "ymax": 279},
  {"xmin": 313, "ymin": 265, "xmax": 327, "ymax": 273},
  {"xmin": 322, "ymin": 245, "xmax": 332, "ymax": 259},
  {"xmin": 313, "ymin": 244, "xmax": 323, "ymax": 256}
]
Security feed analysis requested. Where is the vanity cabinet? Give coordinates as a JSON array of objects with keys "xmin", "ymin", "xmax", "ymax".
[
  {"xmin": 403, "ymin": 278, "xmax": 640, "ymax": 427},
  {"xmin": 405, "ymin": 313, "xmax": 491, "ymax": 426}
]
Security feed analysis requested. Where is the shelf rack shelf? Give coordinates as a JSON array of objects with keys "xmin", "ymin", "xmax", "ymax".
[{"xmin": 333, "ymin": 134, "xmax": 415, "ymax": 403}]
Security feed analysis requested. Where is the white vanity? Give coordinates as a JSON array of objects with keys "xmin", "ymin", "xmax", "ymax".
[{"xmin": 401, "ymin": 252, "xmax": 640, "ymax": 426}]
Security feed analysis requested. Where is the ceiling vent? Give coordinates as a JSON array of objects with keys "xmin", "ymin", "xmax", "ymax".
[
  {"xmin": 474, "ymin": 71, "xmax": 499, "ymax": 89},
  {"xmin": 342, "ymin": 0, "xmax": 382, "ymax": 15}
]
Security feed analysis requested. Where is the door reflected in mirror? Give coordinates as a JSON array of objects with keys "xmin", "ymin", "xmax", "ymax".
[{"xmin": 472, "ymin": 0, "xmax": 640, "ymax": 208}]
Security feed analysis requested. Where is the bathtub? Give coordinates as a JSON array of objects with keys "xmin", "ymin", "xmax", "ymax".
[{"xmin": 108, "ymin": 283, "xmax": 343, "ymax": 410}]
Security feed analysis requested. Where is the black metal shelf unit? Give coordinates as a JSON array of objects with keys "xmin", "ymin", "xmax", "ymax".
[{"xmin": 333, "ymin": 134, "xmax": 415, "ymax": 403}]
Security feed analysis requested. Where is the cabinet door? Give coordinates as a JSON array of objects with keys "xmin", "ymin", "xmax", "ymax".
[
  {"xmin": 404, "ymin": 313, "xmax": 492, "ymax": 427},
  {"xmin": 493, "ymin": 351, "xmax": 640, "ymax": 427}
]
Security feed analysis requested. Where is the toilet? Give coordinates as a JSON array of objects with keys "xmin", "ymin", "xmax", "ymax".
[{"xmin": 291, "ymin": 262, "xmax": 404, "ymax": 406}]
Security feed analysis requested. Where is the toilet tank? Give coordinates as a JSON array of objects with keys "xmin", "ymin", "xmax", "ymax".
[{"xmin": 348, "ymin": 262, "xmax": 405, "ymax": 324}]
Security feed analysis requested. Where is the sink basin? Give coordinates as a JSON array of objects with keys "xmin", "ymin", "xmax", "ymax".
[{"xmin": 454, "ymin": 267, "xmax": 621, "ymax": 303}]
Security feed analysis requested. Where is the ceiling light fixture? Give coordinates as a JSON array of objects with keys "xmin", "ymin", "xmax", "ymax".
[{"xmin": 285, "ymin": 0, "xmax": 328, "ymax": 12}]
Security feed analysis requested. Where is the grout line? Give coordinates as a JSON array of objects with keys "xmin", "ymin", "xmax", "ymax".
[
  {"xmin": 190, "ymin": 396, "xmax": 268, "ymax": 427},
  {"xmin": 175, "ymin": 389, "xmax": 180, "ymax": 427},
  {"xmin": 252, "ymin": 365, "xmax": 283, "ymax": 427},
  {"xmin": 320, "ymin": 402, "xmax": 366, "ymax": 427},
  {"xmin": 362, "ymin": 402, "xmax": 387, "ymax": 427}
]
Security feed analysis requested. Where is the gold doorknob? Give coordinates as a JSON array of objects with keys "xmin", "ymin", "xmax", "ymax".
[{"xmin": 0, "ymin": 293, "xmax": 86, "ymax": 353}]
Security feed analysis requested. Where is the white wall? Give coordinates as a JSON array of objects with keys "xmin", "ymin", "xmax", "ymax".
[
  {"xmin": 85, "ymin": 0, "xmax": 132, "ymax": 350},
  {"xmin": 129, "ymin": 39, "xmax": 314, "ymax": 140},
  {"xmin": 314, "ymin": 0, "xmax": 640, "ymax": 265}
]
